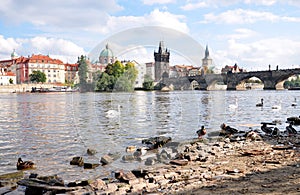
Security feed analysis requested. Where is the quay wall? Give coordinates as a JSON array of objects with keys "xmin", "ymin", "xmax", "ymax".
[{"xmin": 0, "ymin": 84, "xmax": 55, "ymax": 93}]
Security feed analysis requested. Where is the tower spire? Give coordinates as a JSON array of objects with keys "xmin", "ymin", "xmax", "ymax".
[{"xmin": 205, "ymin": 45, "xmax": 209, "ymax": 59}]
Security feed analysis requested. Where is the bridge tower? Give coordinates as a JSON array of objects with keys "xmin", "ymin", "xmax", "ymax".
[
  {"xmin": 154, "ymin": 41, "xmax": 170, "ymax": 82},
  {"xmin": 202, "ymin": 45, "xmax": 212, "ymax": 74}
]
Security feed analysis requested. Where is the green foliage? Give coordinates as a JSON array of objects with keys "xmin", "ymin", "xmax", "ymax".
[
  {"xmin": 143, "ymin": 74, "xmax": 154, "ymax": 90},
  {"xmin": 29, "ymin": 70, "xmax": 46, "ymax": 83},
  {"xmin": 78, "ymin": 55, "xmax": 88, "ymax": 85},
  {"xmin": 95, "ymin": 60, "xmax": 138, "ymax": 92},
  {"xmin": 284, "ymin": 75, "xmax": 300, "ymax": 88},
  {"xmin": 9, "ymin": 78, "xmax": 13, "ymax": 84}
]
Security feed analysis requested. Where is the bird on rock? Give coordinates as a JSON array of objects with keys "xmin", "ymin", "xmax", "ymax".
[
  {"xmin": 261, "ymin": 123, "xmax": 273, "ymax": 134},
  {"xmin": 196, "ymin": 126, "xmax": 207, "ymax": 139},
  {"xmin": 17, "ymin": 158, "xmax": 35, "ymax": 170},
  {"xmin": 286, "ymin": 123, "xmax": 297, "ymax": 135},
  {"xmin": 220, "ymin": 123, "xmax": 238, "ymax": 135}
]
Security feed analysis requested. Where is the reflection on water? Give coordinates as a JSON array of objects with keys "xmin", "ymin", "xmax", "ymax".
[{"xmin": 0, "ymin": 90, "xmax": 299, "ymax": 181}]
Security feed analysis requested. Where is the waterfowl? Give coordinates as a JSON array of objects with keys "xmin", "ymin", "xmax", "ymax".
[
  {"xmin": 105, "ymin": 105, "xmax": 121, "ymax": 118},
  {"xmin": 286, "ymin": 123, "xmax": 297, "ymax": 135},
  {"xmin": 228, "ymin": 99, "xmax": 238, "ymax": 110},
  {"xmin": 17, "ymin": 158, "xmax": 35, "ymax": 170},
  {"xmin": 256, "ymin": 98, "xmax": 264, "ymax": 107},
  {"xmin": 272, "ymin": 127, "xmax": 280, "ymax": 136},
  {"xmin": 220, "ymin": 123, "xmax": 238, "ymax": 135},
  {"xmin": 261, "ymin": 123, "xmax": 273, "ymax": 134},
  {"xmin": 196, "ymin": 126, "xmax": 207, "ymax": 139},
  {"xmin": 286, "ymin": 116, "xmax": 300, "ymax": 125},
  {"xmin": 126, "ymin": 146, "xmax": 136, "ymax": 152},
  {"xmin": 272, "ymin": 103, "xmax": 281, "ymax": 110},
  {"xmin": 133, "ymin": 147, "xmax": 148, "ymax": 157}
]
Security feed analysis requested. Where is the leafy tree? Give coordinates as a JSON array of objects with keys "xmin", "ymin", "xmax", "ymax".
[
  {"xmin": 95, "ymin": 60, "xmax": 137, "ymax": 92},
  {"xmin": 78, "ymin": 55, "xmax": 88, "ymax": 85},
  {"xmin": 29, "ymin": 70, "xmax": 46, "ymax": 83},
  {"xmin": 143, "ymin": 74, "xmax": 154, "ymax": 90},
  {"xmin": 77, "ymin": 55, "xmax": 94, "ymax": 92},
  {"xmin": 9, "ymin": 78, "xmax": 13, "ymax": 84}
]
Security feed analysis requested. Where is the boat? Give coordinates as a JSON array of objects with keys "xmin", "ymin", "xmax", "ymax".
[
  {"xmin": 31, "ymin": 86, "xmax": 78, "ymax": 93},
  {"xmin": 288, "ymin": 87, "xmax": 300, "ymax": 90}
]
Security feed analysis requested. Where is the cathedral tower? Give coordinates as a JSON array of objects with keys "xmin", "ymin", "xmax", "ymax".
[{"xmin": 154, "ymin": 41, "xmax": 170, "ymax": 81}]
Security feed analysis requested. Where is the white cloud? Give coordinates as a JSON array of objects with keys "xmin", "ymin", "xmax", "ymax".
[
  {"xmin": 0, "ymin": 35, "xmax": 85, "ymax": 63},
  {"xmin": 213, "ymin": 38, "xmax": 300, "ymax": 70},
  {"xmin": 0, "ymin": 35, "xmax": 20, "ymax": 58},
  {"xmin": 0, "ymin": 0, "xmax": 123, "ymax": 32},
  {"xmin": 99, "ymin": 9, "xmax": 189, "ymax": 34},
  {"xmin": 202, "ymin": 9, "xmax": 300, "ymax": 24},
  {"xmin": 181, "ymin": 1, "xmax": 208, "ymax": 10},
  {"xmin": 142, "ymin": 0, "xmax": 176, "ymax": 5},
  {"xmin": 244, "ymin": 0, "xmax": 277, "ymax": 6},
  {"xmin": 221, "ymin": 28, "xmax": 258, "ymax": 40}
]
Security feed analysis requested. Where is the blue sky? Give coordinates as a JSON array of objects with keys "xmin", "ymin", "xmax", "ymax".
[{"xmin": 0, "ymin": 0, "xmax": 300, "ymax": 71}]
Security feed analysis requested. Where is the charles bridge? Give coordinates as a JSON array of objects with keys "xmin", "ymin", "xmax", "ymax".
[{"xmin": 161, "ymin": 68, "xmax": 300, "ymax": 90}]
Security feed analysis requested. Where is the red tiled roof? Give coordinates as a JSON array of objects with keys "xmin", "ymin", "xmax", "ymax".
[{"xmin": 29, "ymin": 54, "xmax": 63, "ymax": 64}]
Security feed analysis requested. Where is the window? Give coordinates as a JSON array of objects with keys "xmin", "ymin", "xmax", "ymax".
[{"xmin": 48, "ymin": 74, "xmax": 51, "ymax": 77}]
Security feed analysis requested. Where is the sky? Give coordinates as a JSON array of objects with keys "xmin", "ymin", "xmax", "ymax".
[{"xmin": 0, "ymin": 0, "xmax": 300, "ymax": 71}]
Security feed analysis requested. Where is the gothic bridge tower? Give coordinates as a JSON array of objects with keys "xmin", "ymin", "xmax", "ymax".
[{"xmin": 154, "ymin": 41, "xmax": 170, "ymax": 81}]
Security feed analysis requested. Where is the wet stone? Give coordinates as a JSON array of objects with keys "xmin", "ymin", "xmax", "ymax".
[
  {"xmin": 70, "ymin": 157, "xmax": 84, "ymax": 166},
  {"xmin": 145, "ymin": 157, "xmax": 157, "ymax": 166},
  {"xmin": 100, "ymin": 155, "xmax": 113, "ymax": 165}
]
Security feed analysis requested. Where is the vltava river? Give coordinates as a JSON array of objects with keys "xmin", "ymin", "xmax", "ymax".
[{"xmin": 0, "ymin": 90, "xmax": 299, "ymax": 181}]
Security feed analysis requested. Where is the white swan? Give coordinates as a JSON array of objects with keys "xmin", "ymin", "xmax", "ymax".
[
  {"xmin": 272, "ymin": 102, "xmax": 281, "ymax": 110},
  {"xmin": 228, "ymin": 99, "xmax": 238, "ymax": 110},
  {"xmin": 105, "ymin": 105, "xmax": 121, "ymax": 118}
]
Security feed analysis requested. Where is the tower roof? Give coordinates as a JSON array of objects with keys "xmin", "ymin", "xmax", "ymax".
[
  {"xmin": 11, "ymin": 49, "xmax": 18, "ymax": 59},
  {"xmin": 100, "ymin": 43, "xmax": 114, "ymax": 57},
  {"xmin": 203, "ymin": 44, "xmax": 212, "ymax": 60}
]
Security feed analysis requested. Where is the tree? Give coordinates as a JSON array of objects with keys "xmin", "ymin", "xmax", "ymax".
[
  {"xmin": 77, "ymin": 55, "xmax": 94, "ymax": 92},
  {"xmin": 95, "ymin": 60, "xmax": 137, "ymax": 92},
  {"xmin": 143, "ymin": 74, "xmax": 154, "ymax": 90},
  {"xmin": 9, "ymin": 78, "xmax": 13, "ymax": 84},
  {"xmin": 78, "ymin": 55, "xmax": 88, "ymax": 85},
  {"xmin": 29, "ymin": 70, "xmax": 46, "ymax": 83}
]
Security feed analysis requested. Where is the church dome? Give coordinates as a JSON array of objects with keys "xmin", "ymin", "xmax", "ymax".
[
  {"xmin": 11, "ymin": 49, "xmax": 18, "ymax": 59},
  {"xmin": 100, "ymin": 44, "xmax": 114, "ymax": 57}
]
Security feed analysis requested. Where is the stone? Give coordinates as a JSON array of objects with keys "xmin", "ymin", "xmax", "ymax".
[
  {"xmin": 0, "ymin": 187, "xmax": 12, "ymax": 194},
  {"xmin": 145, "ymin": 157, "xmax": 157, "ymax": 166},
  {"xmin": 70, "ymin": 157, "xmax": 84, "ymax": 166},
  {"xmin": 100, "ymin": 155, "xmax": 113, "ymax": 165},
  {"xmin": 89, "ymin": 179, "xmax": 106, "ymax": 190},
  {"xmin": 131, "ymin": 169, "xmax": 149, "ymax": 178},
  {"xmin": 106, "ymin": 183, "xmax": 118, "ymax": 193},
  {"xmin": 83, "ymin": 163, "xmax": 100, "ymax": 169},
  {"xmin": 170, "ymin": 159, "xmax": 188, "ymax": 166},
  {"xmin": 122, "ymin": 155, "xmax": 136, "ymax": 162},
  {"xmin": 87, "ymin": 148, "xmax": 97, "ymax": 155},
  {"xmin": 130, "ymin": 182, "xmax": 146, "ymax": 192}
]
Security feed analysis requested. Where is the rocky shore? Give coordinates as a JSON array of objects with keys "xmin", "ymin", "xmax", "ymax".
[{"xmin": 1, "ymin": 132, "xmax": 300, "ymax": 194}]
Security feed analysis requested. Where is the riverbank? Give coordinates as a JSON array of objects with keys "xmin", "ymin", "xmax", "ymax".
[
  {"xmin": 0, "ymin": 84, "xmax": 56, "ymax": 93},
  {"xmin": 1, "ymin": 132, "xmax": 300, "ymax": 194}
]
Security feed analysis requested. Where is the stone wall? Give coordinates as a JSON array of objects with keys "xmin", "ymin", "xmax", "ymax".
[{"xmin": 0, "ymin": 84, "xmax": 55, "ymax": 93}]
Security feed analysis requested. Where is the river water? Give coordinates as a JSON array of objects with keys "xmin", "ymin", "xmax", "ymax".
[{"xmin": 0, "ymin": 90, "xmax": 299, "ymax": 181}]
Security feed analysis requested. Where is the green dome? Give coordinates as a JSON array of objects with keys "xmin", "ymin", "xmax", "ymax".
[{"xmin": 100, "ymin": 44, "xmax": 114, "ymax": 57}]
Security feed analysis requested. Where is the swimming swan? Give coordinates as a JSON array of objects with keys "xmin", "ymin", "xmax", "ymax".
[
  {"xmin": 256, "ymin": 98, "xmax": 263, "ymax": 107},
  {"xmin": 105, "ymin": 105, "xmax": 121, "ymax": 118}
]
